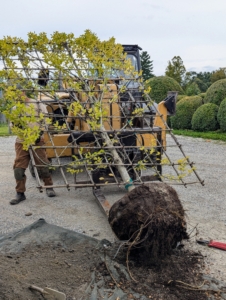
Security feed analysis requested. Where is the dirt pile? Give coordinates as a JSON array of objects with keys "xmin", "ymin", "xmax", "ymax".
[
  {"xmin": 109, "ymin": 182, "xmax": 188, "ymax": 262},
  {"xmin": 1, "ymin": 219, "xmax": 225, "ymax": 300}
]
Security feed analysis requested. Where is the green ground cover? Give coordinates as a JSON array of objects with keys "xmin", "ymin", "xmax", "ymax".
[
  {"xmin": 172, "ymin": 129, "xmax": 226, "ymax": 142},
  {"xmin": 0, "ymin": 124, "xmax": 10, "ymax": 136}
]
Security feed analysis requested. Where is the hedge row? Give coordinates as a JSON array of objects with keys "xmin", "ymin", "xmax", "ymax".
[
  {"xmin": 191, "ymin": 103, "xmax": 219, "ymax": 131},
  {"xmin": 170, "ymin": 100, "xmax": 226, "ymax": 132},
  {"xmin": 147, "ymin": 76, "xmax": 226, "ymax": 132},
  {"xmin": 170, "ymin": 96, "xmax": 203, "ymax": 130},
  {"xmin": 217, "ymin": 98, "xmax": 226, "ymax": 131}
]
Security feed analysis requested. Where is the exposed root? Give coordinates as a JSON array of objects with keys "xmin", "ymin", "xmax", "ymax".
[{"xmin": 109, "ymin": 182, "xmax": 188, "ymax": 263}]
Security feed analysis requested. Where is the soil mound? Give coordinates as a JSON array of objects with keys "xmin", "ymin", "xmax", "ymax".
[
  {"xmin": 109, "ymin": 182, "xmax": 188, "ymax": 262},
  {"xmin": 0, "ymin": 219, "xmax": 225, "ymax": 299}
]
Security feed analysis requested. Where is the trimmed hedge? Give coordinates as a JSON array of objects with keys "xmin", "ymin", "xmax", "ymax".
[
  {"xmin": 170, "ymin": 96, "xmax": 203, "ymax": 129},
  {"xmin": 204, "ymin": 79, "xmax": 226, "ymax": 106},
  {"xmin": 191, "ymin": 103, "xmax": 219, "ymax": 131},
  {"xmin": 217, "ymin": 98, "xmax": 226, "ymax": 132},
  {"xmin": 199, "ymin": 93, "xmax": 206, "ymax": 100},
  {"xmin": 185, "ymin": 82, "xmax": 201, "ymax": 96},
  {"xmin": 193, "ymin": 78, "xmax": 208, "ymax": 93},
  {"xmin": 177, "ymin": 95, "xmax": 186, "ymax": 102},
  {"xmin": 146, "ymin": 76, "xmax": 184, "ymax": 103}
]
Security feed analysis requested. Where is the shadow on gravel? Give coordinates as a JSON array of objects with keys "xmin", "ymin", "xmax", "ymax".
[{"xmin": 0, "ymin": 219, "xmax": 225, "ymax": 300}]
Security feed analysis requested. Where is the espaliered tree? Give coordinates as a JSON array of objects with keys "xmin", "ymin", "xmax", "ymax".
[
  {"xmin": 0, "ymin": 31, "xmax": 202, "ymax": 259},
  {"xmin": 0, "ymin": 31, "xmax": 148, "ymax": 191},
  {"xmin": 0, "ymin": 31, "xmax": 194, "ymax": 184}
]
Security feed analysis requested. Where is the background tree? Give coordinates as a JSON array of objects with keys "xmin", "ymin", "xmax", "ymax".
[
  {"xmin": 185, "ymin": 82, "xmax": 201, "ymax": 96},
  {"xmin": 140, "ymin": 51, "xmax": 154, "ymax": 81},
  {"xmin": 182, "ymin": 71, "xmax": 197, "ymax": 88},
  {"xmin": 210, "ymin": 68, "xmax": 226, "ymax": 84},
  {"xmin": 183, "ymin": 71, "xmax": 209, "ymax": 93},
  {"xmin": 165, "ymin": 56, "xmax": 186, "ymax": 85},
  {"xmin": 192, "ymin": 78, "xmax": 208, "ymax": 93},
  {"xmin": 196, "ymin": 71, "xmax": 212, "ymax": 88},
  {"xmin": 182, "ymin": 71, "xmax": 197, "ymax": 90}
]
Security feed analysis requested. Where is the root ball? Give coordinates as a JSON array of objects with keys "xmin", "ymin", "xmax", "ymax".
[{"xmin": 108, "ymin": 182, "xmax": 188, "ymax": 261}]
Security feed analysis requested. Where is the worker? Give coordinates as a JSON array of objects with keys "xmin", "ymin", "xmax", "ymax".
[{"xmin": 10, "ymin": 85, "xmax": 56, "ymax": 205}]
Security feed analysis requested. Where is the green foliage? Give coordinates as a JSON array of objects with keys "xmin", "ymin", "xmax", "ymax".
[
  {"xmin": 0, "ymin": 30, "xmax": 139, "ymax": 150},
  {"xmin": 177, "ymin": 95, "xmax": 186, "ymax": 102},
  {"xmin": 182, "ymin": 71, "xmax": 197, "ymax": 89},
  {"xmin": 165, "ymin": 56, "xmax": 186, "ymax": 85},
  {"xmin": 170, "ymin": 96, "xmax": 203, "ymax": 129},
  {"xmin": 183, "ymin": 72, "xmax": 208, "ymax": 92},
  {"xmin": 0, "ymin": 124, "xmax": 9, "ymax": 136},
  {"xmin": 199, "ymin": 93, "xmax": 206, "ymax": 100},
  {"xmin": 217, "ymin": 98, "xmax": 226, "ymax": 132},
  {"xmin": 193, "ymin": 78, "xmax": 208, "ymax": 92},
  {"xmin": 6, "ymin": 101, "xmax": 42, "ymax": 149},
  {"xmin": 145, "ymin": 76, "xmax": 184, "ymax": 103},
  {"xmin": 191, "ymin": 103, "xmax": 219, "ymax": 132},
  {"xmin": 0, "ymin": 87, "xmax": 48, "ymax": 149},
  {"xmin": 185, "ymin": 82, "xmax": 201, "ymax": 96},
  {"xmin": 204, "ymin": 79, "xmax": 226, "ymax": 106},
  {"xmin": 167, "ymin": 116, "xmax": 171, "ymax": 127},
  {"xmin": 67, "ymin": 149, "xmax": 107, "ymax": 175},
  {"xmin": 140, "ymin": 51, "xmax": 154, "ymax": 81},
  {"xmin": 172, "ymin": 129, "xmax": 226, "ymax": 141},
  {"xmin": 196, "ymin": 71, "xmax": 212, "ymax": 88},
  {"xmin": 0, "ymin": 31, "xmax": 200, "ymax": 184},
  {"xmin": 210, "ymin": 68, "xmax": 226, "ymax": 84}
]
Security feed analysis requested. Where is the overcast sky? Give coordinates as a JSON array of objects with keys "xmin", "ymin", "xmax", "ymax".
[{"xmin": 1, "ymin": 0, "xmax": 225, "ymax": 76}]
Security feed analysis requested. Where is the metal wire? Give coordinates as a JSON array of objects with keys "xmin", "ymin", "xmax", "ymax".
[{"xmin": 1, "ymin": 43, "xmax": 204, "ymax": 190}]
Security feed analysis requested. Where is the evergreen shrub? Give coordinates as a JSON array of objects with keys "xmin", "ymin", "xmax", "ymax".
[
  {"xmin": 199, "ymin": 93, "xmax": 206, "ymax": 101},
  {"xmin": 193, "ymin": 78, "xmax": 208, "ymax": 93},
  {"xmin": 177, "ymin": 95, "xmax": 186, "ymax": 102},
  {"xmin": 170, "ymin": 96, "xmax": 202, "ymax": 129},
  {"xmin": 191, "ymin": 103, "xmax": 219, "ymax": 131},
  {"xmin": 217, "ymin": 98, "xmax": 226, "ymax": 132},
  {"xmin": 204, "ymin": 79, "xmax": 226, "ymax": 106},
  {"xmin": 185, "ymin": 82, "xmax": 201, "ymax": 96},
  {"xmin": 146, "ymin": 76, "xmax": 184, "ymax": 103}
]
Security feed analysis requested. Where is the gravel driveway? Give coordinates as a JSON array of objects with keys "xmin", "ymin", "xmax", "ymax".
[{"xmin": 0, "ymin": 135, "xmax": 226, "ymax": 280}]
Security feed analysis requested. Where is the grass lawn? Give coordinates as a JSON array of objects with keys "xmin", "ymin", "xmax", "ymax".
[
  {"xmin": 0, "ymin": 124, "xmax": 10, "ymax": 136},
  {"xmin": 172, "ymin": 129, "xmax": 226, "ymax": 142}
]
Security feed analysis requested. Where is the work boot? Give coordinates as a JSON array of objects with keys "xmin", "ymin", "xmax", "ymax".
[
  {"xmin": 46, "ymin": 188, "xmax": 56, "ymax": 197},
  {"xmin": 10, "ymin": 192, "xmax": 26, "ymax": 205}
]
